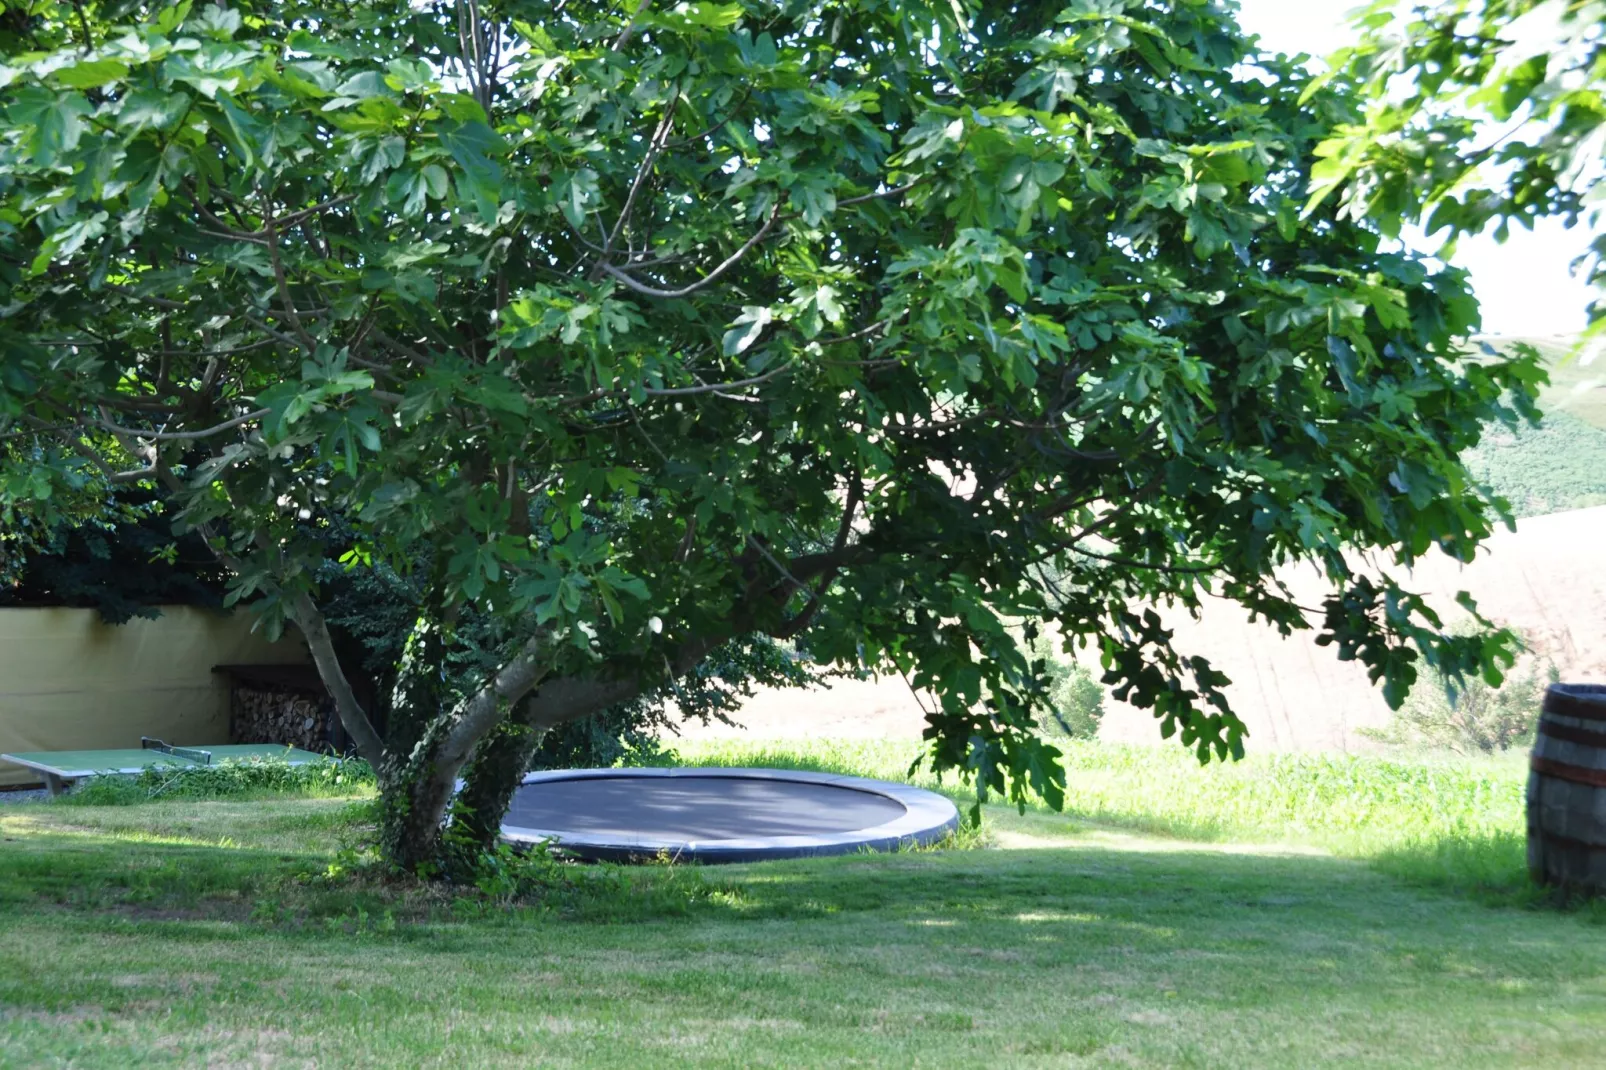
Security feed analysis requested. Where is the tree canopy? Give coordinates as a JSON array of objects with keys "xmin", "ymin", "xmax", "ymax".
[
  {"xmin": 0, "ymin": 0, "xmax": 1541, "ymax": 867},
  {"xmin": 0, "ymin": 485, "xmax": 227, "ymax": 622}
]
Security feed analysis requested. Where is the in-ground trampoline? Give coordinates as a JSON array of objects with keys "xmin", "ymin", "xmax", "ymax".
[{"xmin": 501, "ymin": 767, "xmax": 960, "ymax": 863}]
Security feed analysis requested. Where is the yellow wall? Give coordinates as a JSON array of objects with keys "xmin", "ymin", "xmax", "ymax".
[{"xmin": 0, "ymin": 607, "xmax": 309, "ymax": 786}]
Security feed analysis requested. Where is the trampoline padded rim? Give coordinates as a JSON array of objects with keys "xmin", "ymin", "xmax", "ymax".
[{"xmin": 499, "ymin": 766, "xmax": 961, "ymax": 863}]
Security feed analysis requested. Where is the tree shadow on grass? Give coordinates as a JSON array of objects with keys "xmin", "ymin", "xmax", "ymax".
[
  {"xmin": 6, "ymin": 832, "xmax": 1606, "ymax": 1070},
  {"xmin": 0, "ymin": 813, "xmax": 1589, "ymax": 937},
  {"xmin": 4, "ymin": 789, "xmax": 1600, "ymax": 957}
]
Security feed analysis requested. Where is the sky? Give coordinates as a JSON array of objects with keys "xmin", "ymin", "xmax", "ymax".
[{"xmin": 1234, "ymin": 0, "xmax": 1597, "ymax": 339}]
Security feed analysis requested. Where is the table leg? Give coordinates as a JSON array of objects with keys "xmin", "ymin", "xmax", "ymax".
[{"xmin": 41, "ymin": 772, "xmax": 66, "ymax": 796}]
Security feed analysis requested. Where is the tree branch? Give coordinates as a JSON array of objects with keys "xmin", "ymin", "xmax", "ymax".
[
  {"xmin": 370, "ymin": 329, "xmax": 435, "ymax": 367},
  {"xmin": 593, "ymin": 90, "xmax": 680, "ymax": 275},
  {"xmin": 611, "ymin": 0, "xmax": 653, "ymax": 52},
  {"xmin": 833, "ymin": 475, "xmax": 863, "ymax": 554},
  {"xmin": 1067, "ymin": 544, "xmax": 1220, "ymax": 575},
  {"xmin": 441, "ymin": 633, "xmax": 552, "ymax": 763},
  {"xmin": 94, "ymin": 409, "xmax": 268, "ymax": 441},
  {"xmin": 837, "ymin": 179, "xmax": 925, "ymax": 208},
  {"xmin": 270, "ymin": 194, "xmax": 356, "ymax": 233},
  {"xmin": 641, "ymin": 360, "xmax": 796, "ymax": 397},
  {"xmin": 523, "ymin": 633, "xmax": 725, "ymax": 732},
  {"xmin": 261, "ymin": 195, "xmax": 319, "ymax": 352},
  {"xmin": 746, "ymin": 535, "xmax": 809, "ymax": 593},
  {"xmin": 600, "ymin": 204, "xmax": 782, "ymax": 298},
  {"xmin": 817, "ymin": 319, "xmax": 893, "ymax": 347},
  {"xmin": 286, "ymin": 591, "xmax": 387, "ymax": 767},
  {"xmin": 160, "ymin": 338, "xmax": 276, "ymax": 359},
  {"xmin": 241, "ymin": 312, "xmax": 303, "ymax": 351},
  {"xmin": 598, "ymin": 178, "xmax": 922, "ymax": 299}
]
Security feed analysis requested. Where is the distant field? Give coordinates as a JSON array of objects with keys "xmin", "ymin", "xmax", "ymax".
[
  {"xmin": 1463, "ymin": 408, "xmax": 1606, "ymax": 517},
  {"xmin": 1466, "ymin": 335, "xmax": 1606, "ymax": 517}
]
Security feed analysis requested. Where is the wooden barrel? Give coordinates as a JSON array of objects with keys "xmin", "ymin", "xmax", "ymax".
[{"xmin": 1528, "ymin": 683, "xmax": 1606, "ymax": 893}]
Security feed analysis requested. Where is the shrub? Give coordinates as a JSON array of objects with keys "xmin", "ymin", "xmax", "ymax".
[
  {"xmin": 1042, "ymin": 658, "xmax": 1108, "ymax": 740},
  {"xmin": 1362, "ymin": 634, "xmax": 1556, "ymax": 755},
  {"xmin": 0, "ymin": 485, "xmax": 227, "ymax": 623},
  {"xmin": 1021, "ymin": 631, "xmax": 1107, "ymax": 740}
]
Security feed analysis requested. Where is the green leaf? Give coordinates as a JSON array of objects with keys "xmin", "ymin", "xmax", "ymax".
[
  {"xmin": 360, "ymin": 136, "xmax": 407, "ymax": 185},
  {"xmin": 437, "ymin": 119, "xmax": 505, "ymax": 223},
  {"xmin": 332, "ymin": 71, "xmax": 394, "ymax": 102},
  {"xmin": 421, "ymin": 164, "xmax": 449, "ymax": 199},
  {"xmin": 551, "ymin": 168, "xmax": 599, "ymax": 229},
  {"xmin": 192, "ymin": 3, "xmax": 243, "ymax": 37},
  {"xmin": 790, "ymin": 178, "xmax": 836, "ymax": 227},
  {"xmin": 385, "ymin": 169, "xmax": 432, "ymax": 218},
  {"xmin": 55, "ymin": 59, "xmax": 129, "ymax": 89},
  {"xmin": 215, "ymin": 94, "xmax": 264, "ymax": 168},
  {"xmin": 722, "ymin": 306, "xmax": 772, "ymax": 356},
  {"xmin": 285, "ymin": 30, "xmax": 354, "ymax": 59},
  {"xmin": 117, "ymin": 89, "xmax": 192, "ymax": 132},
  {"xmin": 1326, "ymin": 335, "xmax": 1361, "ymax": 398},
  {"xmin": 647, "ymin": 2, "xmax": 744, "ymax": 31},
  {"xmin": 7, "ymin": 88, "xmax": 90, "ymax": 167},
  {"xmin": 385, "ymin": 58, "xmax": 434, "ymax": 93}
]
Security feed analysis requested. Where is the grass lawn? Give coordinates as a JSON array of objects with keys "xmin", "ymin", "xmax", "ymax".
[{"xmin": 3, "ymin": 742, "xmax": 1605, "ymax": 1068}]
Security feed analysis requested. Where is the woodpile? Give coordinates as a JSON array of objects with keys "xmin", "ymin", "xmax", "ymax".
[
  {"xmin": 231, "ymin": 685, "xmax": 335, "ymax": 752},
  {"xmin": 215, "ymin": 663, "xmax": 339, "ymax": 752}
]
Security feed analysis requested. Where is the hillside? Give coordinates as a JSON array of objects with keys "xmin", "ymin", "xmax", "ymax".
[
  {"xmin": 1463, "ymin": 334, "xmax": 1606, "ymax": 517},
  {"xmin": 1495, "ymin": 334, "xmax": 1606, "ymax": 430},
  {"xmin": 1462, "ymin": 409, "xmax": 1606, "ymax": 517},
  {"xmin": 680, "ymin": 506, "xmax": 1606, "ymax": 752}
]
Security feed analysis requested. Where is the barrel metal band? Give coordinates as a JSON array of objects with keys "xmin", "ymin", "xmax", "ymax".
[
  {"xmin": 1531, "ymin": 755, "xmax": 1606, "ymax": 789},
  {"xmin": 1532, "ymin": 827, "xmax": 1606, "ymax": 853},
  {"xmin": 1543, "ymin": 693, "xmax": 1606, "ymax": 723},
  {"xmin": 1538, "ymin": 718, "xmax": 1606, "ymax": 750}
]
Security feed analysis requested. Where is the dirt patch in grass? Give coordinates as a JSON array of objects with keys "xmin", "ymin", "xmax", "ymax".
[
  {"xmin": 1, "ymin": 1006, "xmax": 108, "ymax": 1026},
  {"xmin": 107, "ymin": 902, "xmax": 254, "ymax": 923},
  {"xmin": 108, "ymin": 971, "xmax": 221, "ymax": 992}
]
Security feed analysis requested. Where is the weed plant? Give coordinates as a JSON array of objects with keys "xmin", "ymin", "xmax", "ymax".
[{"xmin": 57, "ymin": 754, "xmax": 375, "ymax": 806}]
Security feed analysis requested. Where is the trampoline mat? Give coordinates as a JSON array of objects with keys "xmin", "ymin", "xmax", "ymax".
[{"xmin": 505, "ymin": 775, "xmax": 908, "ymax": 841}]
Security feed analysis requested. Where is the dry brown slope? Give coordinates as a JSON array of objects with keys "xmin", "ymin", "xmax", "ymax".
[{"xmin": 673, "ymin": 505, "xmax": 1606, "ymax": 752}]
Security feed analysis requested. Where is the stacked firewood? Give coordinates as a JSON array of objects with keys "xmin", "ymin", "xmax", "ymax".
[{"xmin": 230, "ymin": 685, "xmax": 335, "ymax": 752}]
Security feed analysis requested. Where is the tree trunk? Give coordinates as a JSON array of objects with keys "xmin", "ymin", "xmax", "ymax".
[
  {"xmin": 376, "ymin": 737, "xmax": 462, "ymax": 874},
  {"xmin": 449, "ymin": 705, "xmax": 548, "ymax": 863},
  {"xmin": 387, "ymin": 615, "xmax": 451, "ymax": 759},
  {"xmin": 376, "ymin": 629, "xmax": 727, "ymax": 872},
  {"xmin": 369, "ymin": 612, "xmax": 463, "ymax": 873}
]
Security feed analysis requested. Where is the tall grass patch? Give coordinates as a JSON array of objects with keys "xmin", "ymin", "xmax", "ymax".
[{"xmin": 672, "ymin": 738, "xmax": 1532, "ymax": 900}]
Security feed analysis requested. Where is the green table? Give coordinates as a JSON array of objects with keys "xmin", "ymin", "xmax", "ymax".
[{"xmin": 1, "ymin": 742, "xmax": 328, "ymax": 795}]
